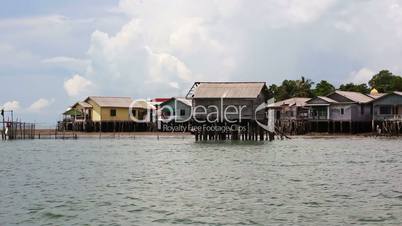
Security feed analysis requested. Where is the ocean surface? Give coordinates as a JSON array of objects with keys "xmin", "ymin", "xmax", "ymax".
[{"xmin": 1, "ymin": 137, "xmax": 402, "ymax": 225}]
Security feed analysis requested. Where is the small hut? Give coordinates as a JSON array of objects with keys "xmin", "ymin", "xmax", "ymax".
[
  {"xmin": 186, "ymin": 82, "xmax": 272, "ymax": 141},
  {"xmin": 268, "ymin": 97, "xmax": 311, "ymax": 135}
]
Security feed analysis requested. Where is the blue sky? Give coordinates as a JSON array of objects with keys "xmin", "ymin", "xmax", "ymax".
[{"xmin": 1, "ymin": 0, "xmax": 402, "ymax": 126}]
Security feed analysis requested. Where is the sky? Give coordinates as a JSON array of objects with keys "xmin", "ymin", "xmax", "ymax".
[{"xmin": 1, "ymin": 0, "xmax": 402, "ymax": 126}]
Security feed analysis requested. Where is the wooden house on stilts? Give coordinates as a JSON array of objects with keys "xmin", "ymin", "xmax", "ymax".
[
  {"xmin": 60, "ymin": 96, "xmax": 155, "ymax": 132},
  {"xmin": 186, "ymin": 82, "xmax": 275, "ymax": 141}
]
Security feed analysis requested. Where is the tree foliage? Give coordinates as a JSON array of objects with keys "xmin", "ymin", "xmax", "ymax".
[
  {"xmin": 268, "ymin": 70, "xmax": 402, "ymax": 101},
  {"xmin": 314, "ymin": 80, "xmax": 335, "ymax": 96},
  {"xmin": 368, "ymin": 70, "xmax": 402, "ymax": 93},
  {"xmin": 269, "ymin": 77, "xmax": 314, "ymax": 101},
  {"xmin": 339, "ymin": 83, "xmax": 370, "ymax": 94}
]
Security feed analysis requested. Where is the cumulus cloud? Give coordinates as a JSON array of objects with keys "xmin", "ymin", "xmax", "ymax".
[
  {"xmin": 1, "ymin": 101, "xmax": 21, "ymax": 111},
  {"xmin": 27, "ymin": 98, "xmax": 55, "ymax": 113},
  {"xmin": 58, "ymin": 0, "xmax": 402, "ymax": 99},
  {"xmin": 73, "ymin": 0, "xmax": 338, "ymax": 97},
  {"xmin": 64, "ymin": 74, "xmax": 94, "ymax": 97}
]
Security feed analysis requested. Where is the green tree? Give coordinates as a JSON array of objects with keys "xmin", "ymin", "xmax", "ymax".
[
  {"xmin": 272, "ymin": 76, "xmax": 314, "ymax": 101},
  {"xmin": 267, "ymin": 84, "xmax": 279, "ymax": 100},
  {"xmin": 314, "ymin": 80, "xmax": 335, "ymax": 96},
  {"xmin": 295, "ymin": 76, "xmax": 314, "ymax": 97},
  {"xmin": 368, "ymin": 70, "xmax": 402, "ymax": 92},
  {"xmin": 339, "ymin": 83, "xmax": 370, "ymax": 93}
]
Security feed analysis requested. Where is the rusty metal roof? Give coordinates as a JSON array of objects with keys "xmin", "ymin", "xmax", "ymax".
[
  {"xmin": 192, "ymin": 82, "xmax": 267, "ymax": 98},
  {"xmin": 334, "ymin": 90, "xmax": 373, "ymax": 103},
  {"xmin": 86, "ymin": 96, "xmax": 133, "ymax": 108}
]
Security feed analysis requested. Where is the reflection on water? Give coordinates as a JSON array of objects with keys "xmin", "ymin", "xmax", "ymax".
[{"xmin": 1, "ymin": 137, "xmax": 402, "ymax": 225}]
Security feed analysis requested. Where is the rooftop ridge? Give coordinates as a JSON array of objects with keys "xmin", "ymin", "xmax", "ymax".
[{"xmin": 194, "ymin": 81, "xmax": 267, "ymax": 84}]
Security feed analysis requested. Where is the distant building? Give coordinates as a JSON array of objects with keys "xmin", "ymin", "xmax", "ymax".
[
  {"xmin": 159, "ymin": 97, "xmax": 192, "ymax": 122},
  {"xmin": 307, "ymin": 91, "xmax": 373, "ymax": 122},
  {"xmin": 268, "ymin": 97, "xmax": 311, "ymax": 121},
  {"xmin": 372, "ymin": 91, "xmax": 402, "ymax": 121},
  {"xmin": 83, "ymin": 96, "xmax": 134, "ymax": 122},
  {"xmin": 305, "ymin": 96, "xmax": 338, "ymax": 121},
  {"xmin": 326, "ymin": 90, "xmax": 373, "ymax": 122},
  {"xmin": 187, "ymin": 82, "xmax": 269, "ymax": 122},
  {"xmin": 61, "ymin": 96, "xmax": 155, "ymax": 132}
]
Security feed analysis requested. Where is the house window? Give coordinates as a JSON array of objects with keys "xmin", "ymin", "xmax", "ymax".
[
  {"xmin": 180, "ymin": 109, "xmax": 186, "ymax": 116},
  {"xmin": 379, "ymin": 106, "xmax": 392, "ymax": 115},
  {"xmin": 341, "ymin": 108, "xmax": 344, "ymax": 115},
  {"xmin": 110, "ymin": 109, "xmax": 117, "ymax": 117},
  {"xmin": 361, "ymin": 105, "xmax": 364, "ymax": 115}
]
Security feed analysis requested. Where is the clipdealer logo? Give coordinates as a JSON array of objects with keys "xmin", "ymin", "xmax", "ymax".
[{"xmin": 128, "ymin": 97, "xmax": 275, "ymax": 132}]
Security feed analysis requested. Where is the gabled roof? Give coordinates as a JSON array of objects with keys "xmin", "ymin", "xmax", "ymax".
[
  {"xmin": 192, "ymin": 82, "xmax": 267, "ymax": 98},
  {"xmin": 131, "ymin": 100, "xmax": 156, "ymax": 110},
  {"xmin": 72, "ymin": 101, "xmax": 92, "ymax": 109},
  {"xmin": 176, "ymin": 98, "xmax": 192, "ymax": 106},
  {"xmin": 369, "ymin": 91, "xmax": 402, "ymax": 102},
  {"xmin": 368, "ymin": 93, "xmax": 387, "ymax": 99},
  {"xmin": 160, "ymin": 97, "xmax": 192, "ymax": 107},
  {"xmin": 306, "ymin": 96, "xmax": 338, "ymax": 106},
  {"xmin": 318, "ymin": 96, "xmax": 338, "ymax": 103},
  {"xmin": 333, "ymin": 90, "xmax": 373, "ymax": 103},
  {"xmin": 63, "ymin": 108, "xmax": 82, "ymax": 116},
  {"xmin": 268, "ymin": 97, "xmax": 311, "ymax": 108},
  {"xmin": 85, "ymin": 96, "xmax": 133, "ymax": 108}
]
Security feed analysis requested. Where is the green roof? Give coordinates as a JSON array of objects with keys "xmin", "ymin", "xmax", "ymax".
[{"xmin": 63, "ymin": 108, "xmax": 82, "ymax": 116}]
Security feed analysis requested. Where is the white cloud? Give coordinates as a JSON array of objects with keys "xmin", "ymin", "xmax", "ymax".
[
  {"xmin": 56, "ymin": 0, "xmax": 402, "ymax": 98},
  {"xmin": 27, "ymin": 98, "xmax": 55, "ymax": 113},
  {"xmin": 64, "ymin": 74, "xmax": 94, "ymax": 97},
  {"xmin": 1, "ymin": 101, "xmax": 21, "ymax": 111},
  {"xmin": 346, "ymin": 68, "xmax": 375, "ymax": 84}
]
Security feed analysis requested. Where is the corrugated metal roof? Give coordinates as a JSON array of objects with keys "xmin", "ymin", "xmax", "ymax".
[
  {"xmin": 305, "ymin": 96, "xmax": 337, "ymax": 106},
  {"xmin": 269, "ymin": 97, "xmax": 311, "ymax": 108},
  {"xmin": 369, "ymin": 91, "xmax": 402, "ymax": 103},
  {"xmin": 368, "ymin": 93, "xmax": 387, "ymax": 99},
  {"xmin": 334, "ymin": 90, "xmax": 373, "ymax": 103},
  {"xmin": 192, "ymin": 82, "xmax": 267, "ymax": 98},
  {"xmin": 160, "ymin": 97, "xmax": 192, "ymax": 107},
  {"xmin": 72, "ymin": 101, "xmax": 92, "ymax": 108},
  {"xmin": 131, "ymin": 100, "xmax": 156, "ymax": 110},
  {"xmin": 319, "ymin": 96, "xmax": 338, "ymax": 103},
  {"xmin": 86, "ymin": 96, "xmax": 133, "ymax": 108},
  {"xmin": 176, "ymin": 98, "xmax": 192, "ymax": 106}
]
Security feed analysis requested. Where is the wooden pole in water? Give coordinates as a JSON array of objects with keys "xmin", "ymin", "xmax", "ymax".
[{"xmin": 1, "ymin": 112, "xmax": 4, "ymax": 141}]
